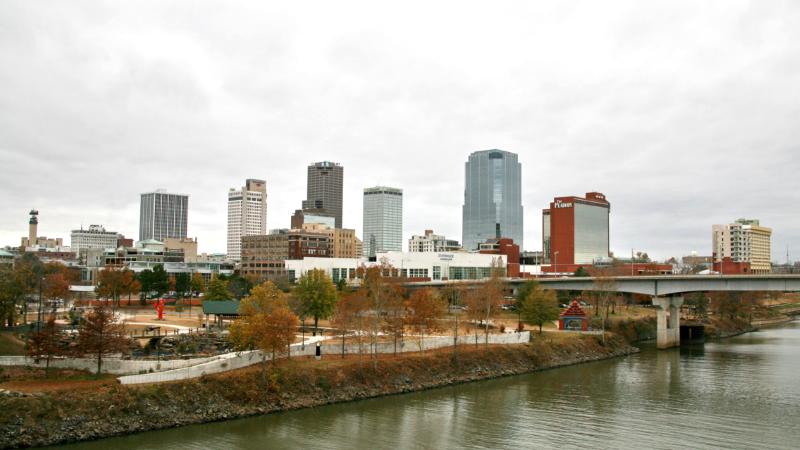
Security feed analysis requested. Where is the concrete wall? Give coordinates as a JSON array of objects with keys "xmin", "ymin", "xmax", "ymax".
[
  {"xmin": 0, "ymin": 354, "xmax": 222, "ymax": 375},
  {"xmin": 118, "ymin": 332, "xmax": 531, "ymax": 385}
]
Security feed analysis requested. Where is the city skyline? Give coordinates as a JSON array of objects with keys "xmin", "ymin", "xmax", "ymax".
[{"xmin": 1, "ymin": 2, "xmax": 799, "ymax": 261}]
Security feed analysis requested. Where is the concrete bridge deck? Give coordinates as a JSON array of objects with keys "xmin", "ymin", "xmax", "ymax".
[{"xmin": 408, "ymin": 275, "xmax": 800, "ymax": 349}]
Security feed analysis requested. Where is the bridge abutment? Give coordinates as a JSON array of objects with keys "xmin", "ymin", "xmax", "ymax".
[{"xmin": 652, "ymin": 296, "xmax": 684, "ymax": 349}]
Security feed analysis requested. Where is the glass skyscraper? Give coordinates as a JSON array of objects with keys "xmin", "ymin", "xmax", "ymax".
[
  {"xmin": 462, "ymin": 149, "xmax": 523, "ymax": 251},
  {"xmin": 363, "ymin": 186, "xmax": 403, "ymax": 257}
]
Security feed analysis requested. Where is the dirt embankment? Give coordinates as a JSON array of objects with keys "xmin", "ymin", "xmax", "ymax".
[{"xmin": 0, "ymin": 335, "xmax": 636, "ymax": 449}]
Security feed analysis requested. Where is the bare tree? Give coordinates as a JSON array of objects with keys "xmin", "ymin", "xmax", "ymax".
[
  {"xmin": 76, "ymin": 306, "xmax": 129, "ymax": 376},
  {"xmin": 332, "ymin": 290, "xmax": 369, "ymax": 358},
  {"xmin": 27, "ymin": 315, "xmax": 65, "ymax": 376},
  {"xmin": 406, "ymin": 288, "xmax": 447, "ymax": 352}
]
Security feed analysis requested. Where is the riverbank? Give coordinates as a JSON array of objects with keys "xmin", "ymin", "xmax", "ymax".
[{"xmin": 0, "ymin": 334, "xmax": 636, "ymax": 449}]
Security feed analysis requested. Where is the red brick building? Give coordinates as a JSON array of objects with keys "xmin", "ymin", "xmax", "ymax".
[
  {"xmin": 713, "ymin": 257, "xmax": 751, "ymax": 275},
  {"xmin": 542, "ymin": 192, "xmax": 610, "ymax": 273},
  {"xmin": 478, "ymin": 238, "xmax": 520, "ymax": 277}
]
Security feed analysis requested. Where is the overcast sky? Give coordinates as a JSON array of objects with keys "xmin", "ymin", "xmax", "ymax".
[{"xmin": 1, "ymin": 1, "xmax": 799, "ymax": 261}]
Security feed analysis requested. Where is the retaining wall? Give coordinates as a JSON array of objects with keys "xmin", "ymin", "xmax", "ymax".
[
  {"xmin": 0, "ymin": 354, "xmax": 222, "ymax": 375},
  {"xmin": 118, "ymin": 331, "xmax": 531, "ymax": 385}
]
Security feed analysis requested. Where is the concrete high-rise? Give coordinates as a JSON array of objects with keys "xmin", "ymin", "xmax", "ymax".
[
  {"xmin": 302, "ymin": 161, "xmax": 343, "ymax": 228},
  {"xmin": 712, "ymin": 218, "xmax": 772, "ymax": 274},
  {"xmin": 139, "ymin": 190, "xmax": 189, "ymax": 242},
  {"xmin": 462, "ymin": 149, "xmax": 523, "ymax": 251},
  {"xmin": 227, "ymin": 179, "xmax": 267, "ymax": 261},
  {"xmin": 363, "ymin": 186, "xmax": 403, "ymax": 257}
]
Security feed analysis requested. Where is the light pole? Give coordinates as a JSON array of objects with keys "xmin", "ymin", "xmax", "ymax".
[{"xmin": 554, "ymin": 251, "xmax": 559, "ymax": 276}]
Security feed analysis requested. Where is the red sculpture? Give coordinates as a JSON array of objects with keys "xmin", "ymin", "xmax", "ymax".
[{"xmin": 155, "ymin": 298, "xmax": 165, "ymax": 320}]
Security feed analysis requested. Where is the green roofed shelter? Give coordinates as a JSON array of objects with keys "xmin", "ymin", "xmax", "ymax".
[{"xmin": 202, "ymin": 300, "xmax": 240, "ymax": 329}]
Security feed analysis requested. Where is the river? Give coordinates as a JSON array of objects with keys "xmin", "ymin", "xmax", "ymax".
[{"xmin": 58, "ymin": 320, "xmax": 800, "ymax": 449}]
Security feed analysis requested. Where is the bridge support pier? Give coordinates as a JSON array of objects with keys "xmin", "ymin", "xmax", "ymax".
[{"xmin": 652, "ymin": 296, "xmax": 684, "ymax": 349}]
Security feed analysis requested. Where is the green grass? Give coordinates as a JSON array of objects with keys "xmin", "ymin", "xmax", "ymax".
[{"xmin": 0, "ymin": 331, "xmax": 26, "ymax": 356}]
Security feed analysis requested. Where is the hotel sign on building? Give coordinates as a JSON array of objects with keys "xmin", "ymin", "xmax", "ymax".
[{"xmin": 542, "ymin": 192, "xmax": 610, "ymax": 269}]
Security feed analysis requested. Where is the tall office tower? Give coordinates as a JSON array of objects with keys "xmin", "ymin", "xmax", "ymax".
[
  {"xmin": 139, "ymin": 190, "xmax": 189, "ymax": 242},
  {"xmin": 712, "ymin": 218, "xmax": 772, "ymax": 274},
  {"xmin": 363, "ymin": 186, "xmax": 403, "ymax": 257},
  {"xmin": 542, "ymin": 192, "xmax": 610, "ymax": 270},
  {"xmin": 462, "ymin": 149, "xmax": 524, "ymax": 251},
  {"xmin": 227, "ymin": 179, "xmax": 268, "ymax": 261},
  {"xmin": 301, "ymin": 161, "xmax": 343, "ymax": 228}
]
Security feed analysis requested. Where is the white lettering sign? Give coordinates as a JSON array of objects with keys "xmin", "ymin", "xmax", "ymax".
[{"xmin": 554, "ymin": 200, "xmax": 573, "ymax": 209}]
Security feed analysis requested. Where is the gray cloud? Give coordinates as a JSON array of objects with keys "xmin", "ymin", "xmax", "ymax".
[{"xmin": 1, "ymin": 0, "xmax": 799, "ymax": 262}]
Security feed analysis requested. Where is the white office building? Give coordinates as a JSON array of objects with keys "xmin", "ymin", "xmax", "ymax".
[
  {"xmin": 139, "ymin": 190, "xmax": 189, "ymax": 242},
  {"xmin": 227, "ymin": 179, "xmax": 268, "ymax": 261},
  {"xmin": 363, "ymin": 186, "xmax": 403, "ymax": 257},
  {"xmin": 286, "ymin": 251, "xmax": 505, "ymax": 283},
  {"xmin": 70, "ymin": 225, "xmax": 121, "ymax": 253}
]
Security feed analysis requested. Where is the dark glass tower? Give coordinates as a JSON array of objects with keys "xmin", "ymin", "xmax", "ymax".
[
  {"xmin": 462, "ymin": 150, "xmax": 523, "ymax": 251},
  {"xmin": 302, "ymin": 161, "xmax": 343, "ymax": 228}
]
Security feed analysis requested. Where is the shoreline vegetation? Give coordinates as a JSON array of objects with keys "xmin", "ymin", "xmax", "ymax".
[
  {"xmin": 1, "ymin": 334, "xmax": 636, "ymax": 449},
  {"xmin": 1, "ymin": 301, "xmax": 796, "ymax": 448}
]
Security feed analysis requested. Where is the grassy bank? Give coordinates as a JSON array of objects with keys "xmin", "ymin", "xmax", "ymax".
[{"xmin": 0, "ymin": 334, "xmax": 636, "ymax": 449}]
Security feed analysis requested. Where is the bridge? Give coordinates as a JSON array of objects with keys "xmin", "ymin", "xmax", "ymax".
[{"xmin": 410, "ymin": 275, "xmax": 800, "ymax": 349}]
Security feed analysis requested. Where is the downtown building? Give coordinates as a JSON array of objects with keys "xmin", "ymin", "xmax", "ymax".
[
  {"xmin": 227, "ymin": 179, "xmax": 268, "ymax": 261},
  {"xmin": 408, "ymin": 230, "xmax": 461, "ymax": 252},
  {"xmin": 139, "ymin": 190, "xmax": 188, "ymax": 242},
  {"xmin": 70, "ymin": 224, "xmax": 123, "ymax": 253},
  {"xmin": 462, "ymin": 149, "xmax": 523, "ymax": 251},
  {"xmin": 240, "ymin": 228, "xmax": 333, "ymax": 281},
  {"xmin": 286, "ymin": 251, "xmax": 506, "ymax": 284},
  {"xmin": 363, "ymin": 186, "xmax": 403, "ymax": 257},
  {"xmin": 301, "ymin": 161, "xmax": 343, "ymax": 228},
  {"xmin": 542, "ymin": 192, "xmax": 610, "ymax": 273},
  {"xmin": 712, "ymin": 218, "xmax": 772, "ymax": 274}
]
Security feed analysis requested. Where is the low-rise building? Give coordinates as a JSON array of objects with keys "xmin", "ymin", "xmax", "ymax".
[
  {"xmin": 286, "ymin": 251, "xmax": 506, "ymax": 284},
  {"xmin": 479, "ymin": 238, "xmax": 520, "ymax": 277},
  {"xmin": 127, "ymin": 260, "xmax": 234, "ymax": 282},
  {"xmin": 408, "ymin": 230, "xmax": 461, "ymax": 253},
  {"xmin": 70, "ymin": 225, "xmax": 121, "ymax": 253},
  {"xmin": 0, "ymin": 249, "xmax": 14, "ymax": 268},
  {"xmin": 163, "ymin": 237, "xmax": 198, "ymax": 260}
]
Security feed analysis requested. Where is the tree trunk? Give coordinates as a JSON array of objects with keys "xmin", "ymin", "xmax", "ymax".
[
  {"xmin": 96, "ymin": 352, "xmax": 102, "ymax": 376},
  {"xmin": 314, "ymin": 316, "xmax": 319, "ymax": 336}
]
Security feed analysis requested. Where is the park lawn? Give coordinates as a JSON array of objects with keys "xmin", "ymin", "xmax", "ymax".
[
  {"xmin": 0, "ymin": 366, "xmax": 117, "ymax": 393},
  {"xmin": 0, "ymin": 332, "xmax": 25, "ymax": 356}
]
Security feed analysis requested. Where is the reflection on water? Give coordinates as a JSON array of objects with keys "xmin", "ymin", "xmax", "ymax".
[{"xmin": 59, "ymin": 321, "xmax": 800, "ymax": 450}]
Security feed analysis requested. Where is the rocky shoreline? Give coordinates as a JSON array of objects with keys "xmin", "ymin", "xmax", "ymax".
[{"xmin": 0, "ymin": 335, "xmax": 637, "ymax": 449}]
